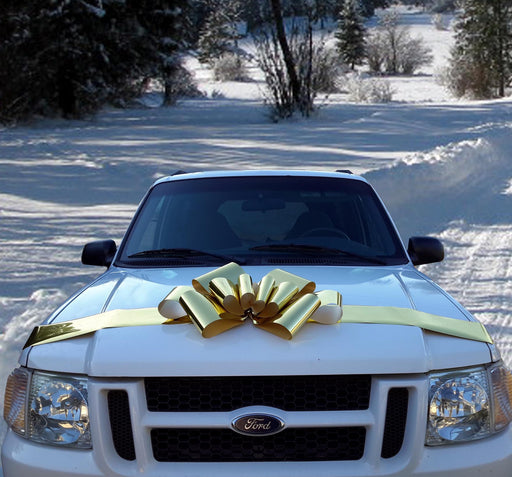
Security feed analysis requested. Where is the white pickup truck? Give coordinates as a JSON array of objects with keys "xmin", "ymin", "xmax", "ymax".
[{"xmin": 3, "ymin": 170, "xmax": 512, "ymax": 476}]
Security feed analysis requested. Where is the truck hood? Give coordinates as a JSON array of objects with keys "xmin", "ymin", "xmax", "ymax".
[{"xmin": 25, "ymin": 265, "xmax": 492, "ymax": 375}]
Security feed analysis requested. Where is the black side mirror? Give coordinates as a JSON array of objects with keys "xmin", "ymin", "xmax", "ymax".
[
  {"xmin": 81, "ymin": 240, "xmax": 117, "ymax": 267},
  {"xmin": 407, "ymin": 236, "xmax": 444, "ymax": 266}
]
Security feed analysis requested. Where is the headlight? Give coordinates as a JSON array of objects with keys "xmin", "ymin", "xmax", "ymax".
[
  {"xmin": 3, "ymin": 368, "xmax": 91, "ymax": 448},
  {"xmin": 426, "ymin": 362, "xmax": 512, "ymax": 445}
]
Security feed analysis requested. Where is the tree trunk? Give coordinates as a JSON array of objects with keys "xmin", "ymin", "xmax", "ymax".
[
  {"xmin": 496, "ymin": 0, "xmax": 506, "ymax": 97},
  {"xmin": 57, "ymin": 63, "xmax": 76, "ymax": 118},
  {"xmin": 269, "ymin": 0, "xmax": 301, "ymax": 105}
]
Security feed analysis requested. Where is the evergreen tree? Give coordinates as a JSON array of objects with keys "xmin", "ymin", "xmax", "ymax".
[
  {"xmin": 129, "ymin": 0, "xmax": 192, "ymax": 105},
  {"xmin": 310, "ymin": 0, "xmax": 338, "ymax": 24},
  {"xmin": 0, "ymin": 0, "xmax": 192, "ymax": 122},
  {"xmin": 335, "ymin": 0, "xmax": 366, "ymax": 69},
  {"xmin": 197, "ymin": 0, "xmax": 243, "ymax": 64},
  {"xmin": 450, "ymin": 0, "xmax": 512, "ymax": 98},
  {"xmin": 0, "ymin": 0, "xmax": 142, "ymax": 121},
  {"xmin": 359, "ymin": 0, "xmax": 390, "ymax": 17},
  {"xmin": 37, "ymin": 0, "xmax": 117, "ymax": 117},
  {"xmin": 0, "ymin": 1, "xmax": 33, "ymax": 123}
]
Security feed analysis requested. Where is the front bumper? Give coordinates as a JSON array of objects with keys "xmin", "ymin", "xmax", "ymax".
[
  {"xmin": 4, "ymin": 369, "xmax": 512, "ymax": 477},
  {"xmin": 3, "ymin": 425, "xmax": 512, "ymax": 477}
]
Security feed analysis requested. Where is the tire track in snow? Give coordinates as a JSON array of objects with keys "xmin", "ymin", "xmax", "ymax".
[{"xmin": 423, "ymin": 224, "xmax": 512, "ymax": 367}]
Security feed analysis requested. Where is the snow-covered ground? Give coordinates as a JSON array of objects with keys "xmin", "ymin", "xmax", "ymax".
[{"xmin": 1, "ymin": 9, "xmax": 511, "ymax": 473}]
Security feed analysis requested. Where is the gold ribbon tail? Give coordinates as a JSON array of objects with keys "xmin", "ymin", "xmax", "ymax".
[
  {"xmin": 342, "ymin": 305, "xmax": 493, "ymax": 344},
  {"xmin": 24, "ymin": 308, "xmax": 165, "ymax": 348}
]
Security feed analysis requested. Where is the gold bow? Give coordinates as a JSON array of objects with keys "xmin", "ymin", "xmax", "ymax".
[{"xmin": 158, "ymin": 262, "xmax": 342, "ymax": 339}]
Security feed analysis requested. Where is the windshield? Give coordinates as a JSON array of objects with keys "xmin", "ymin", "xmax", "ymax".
[{"xmin": 117, "ymin": 175, "xmax": 408, "ymax": 267}]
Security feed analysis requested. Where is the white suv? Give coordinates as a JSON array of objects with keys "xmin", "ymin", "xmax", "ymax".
[{"xmin": 3, "ymin": 170, "xmax": 512, "ymax": 476}]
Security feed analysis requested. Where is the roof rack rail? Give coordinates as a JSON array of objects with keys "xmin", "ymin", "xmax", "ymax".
[{"xmin": 336, "ymin": 169, "xmax": 353, "ymax": 174}]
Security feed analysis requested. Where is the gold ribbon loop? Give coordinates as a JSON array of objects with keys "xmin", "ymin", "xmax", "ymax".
[
  {"xmin": 259, "ymin": 282, "xmax": 299, "ymax": 319},
  {"xmin": 253, "ymin": 275, "xmax": 275, "ymax": 313},
  {"xmin": 311, "ymin": 289, "xmax": 344, "ymax": 325},
  {"xmin": 265, "ymin": 268, "xmax": 316, "ymax": 298},
  {"xmin": 179, "ymin": 290, "xmax": 244, "ymax": 338},
  {"xmin": 238, "ymin": 273, "xmax": 255, "ymax": 310},
  {"xmin": 259, "ymin": 293, "xmax": 321, "ymax": 340},
  {"xmin": 209, "ymin": 277, "xmax": 244, "ymax": 316},
  {"xmin": 158, "ymin": 285, "xmax": 193, "ymax": 322},
  {"xmin": 192, "ymin": 262, "xmax": 245, "ymax": 295}
]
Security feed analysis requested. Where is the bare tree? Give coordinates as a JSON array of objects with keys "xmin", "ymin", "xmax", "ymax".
[
  {"xmin": 366, "ymin": 11, "xmax": 432, "ymax": 75},
  {"xmin": 255, "ymin": 15, "xmax": 324, "ymax": 120},
  {"xmin": 269, "ymin": 0, "xmax": 301, "ymax": 106}
]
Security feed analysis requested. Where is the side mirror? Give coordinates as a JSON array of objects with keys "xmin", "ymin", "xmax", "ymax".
[
  {"xmin": 81, "ymin": 240, "xmax": 117, "ymax": 267},
  {"xmin": 407, "ymin": 236, "xmax": 444, "ymax": 266}
]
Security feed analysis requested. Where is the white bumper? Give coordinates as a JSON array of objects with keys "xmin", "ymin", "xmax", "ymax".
[{"xmin": 3, "ymin": 427, "xmax": 512, "ymax": 477}]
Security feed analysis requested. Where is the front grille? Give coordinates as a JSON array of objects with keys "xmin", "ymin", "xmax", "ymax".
[
  {"xmin": 108, "ymin": 390, "xmax": 136, "ymax": 461},
  {"xmin": 145, "ymin": 375, "xmax": 371, "ymax": 412},
  {"xmin": 381, "ymin": 387, "xmax": 409, "ymax": 458},
  {"xmin": 151, "ymin": 427, "xmax": 366, "ymax": 462},
  {"xmin": 107, "ymin": 376, "xmax": 411, "ymax": 465}
]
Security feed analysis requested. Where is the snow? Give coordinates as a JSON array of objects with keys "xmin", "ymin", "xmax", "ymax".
[{"xmin": 1, "ymin": 10, "xmax": 511, "ymax": 472}]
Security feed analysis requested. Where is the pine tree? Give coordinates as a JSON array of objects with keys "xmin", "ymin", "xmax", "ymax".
[
  {"xmin": 359, "ymin": 0, "xmax": 390, "ymax": 18},
  {"xmin": 0, "ymin": 0, "xmax": 193, "ymax": 122},
  {"xmin": 129, "ymin": 0, "xmax": 192, "ymax": 105},
  {"xmin": 450, "ymin": 0, "xmax": 512, "ymax": 98},
  {"xmin": 0, "ymin": 0, "xmax": 142, "ymax": 120},
  {"xmin": 310, "ymin": 0, "xmax": 338, "ymax": 24},
  {"xmin": 0, "ymin": 1, "xmax": 34, "ymax": 123},
  {"xmin": 336, "ymin": 0, "xmax": 366, "ymax": 69},
  {"xmin": 18, "ymin": 0, "xmax": 115, "ymax": 118},
  {"xmin": 197, "ymin": 0, "xmax": 243, "ymax": 64}
]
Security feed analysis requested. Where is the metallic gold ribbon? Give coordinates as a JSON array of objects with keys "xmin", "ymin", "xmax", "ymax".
[{"xmin": 24, "ymin": 263, "xmax": 493, "ymax": 348}]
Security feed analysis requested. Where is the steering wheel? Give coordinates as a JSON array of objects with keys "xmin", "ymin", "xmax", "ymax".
[{"xmin": 300, "ymin": 227, "xmax": 350, "ymax": 240}]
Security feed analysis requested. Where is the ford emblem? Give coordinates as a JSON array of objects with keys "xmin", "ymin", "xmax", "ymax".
[{"xmin": 232, "ymin": 414, "xmax": 285, "ymax": 436}]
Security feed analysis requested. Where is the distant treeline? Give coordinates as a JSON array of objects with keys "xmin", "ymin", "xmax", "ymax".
[{"xmin": 0, "ymin": 0, "xmax": 390, "ymax": 124}]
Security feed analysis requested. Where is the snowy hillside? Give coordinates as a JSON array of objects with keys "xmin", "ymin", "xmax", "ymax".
[{"xmin": 1, "ymin": 9, "xmax": 511, "ymax": 472}]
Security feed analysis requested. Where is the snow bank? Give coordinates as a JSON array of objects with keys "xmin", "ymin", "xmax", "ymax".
[
  {"xmin": 0, "ymin": 288, "xmax": 70, "ymax": 447},
  {"xmin": 365, "ymin": 123, "xmax": 512, "ymax": 240},
  {"xmin": 365, "ymin": 123, "xmax": 512, "ymax": 366}
]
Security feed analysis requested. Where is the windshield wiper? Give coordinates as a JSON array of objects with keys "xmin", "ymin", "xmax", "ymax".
[
  {"xmin": 250, "ymin": 243, "xmax": 387, "ymax": 265},
  {"xmin": 128, "ymin": 248, "xmax": 245, "ymax": 265}
]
